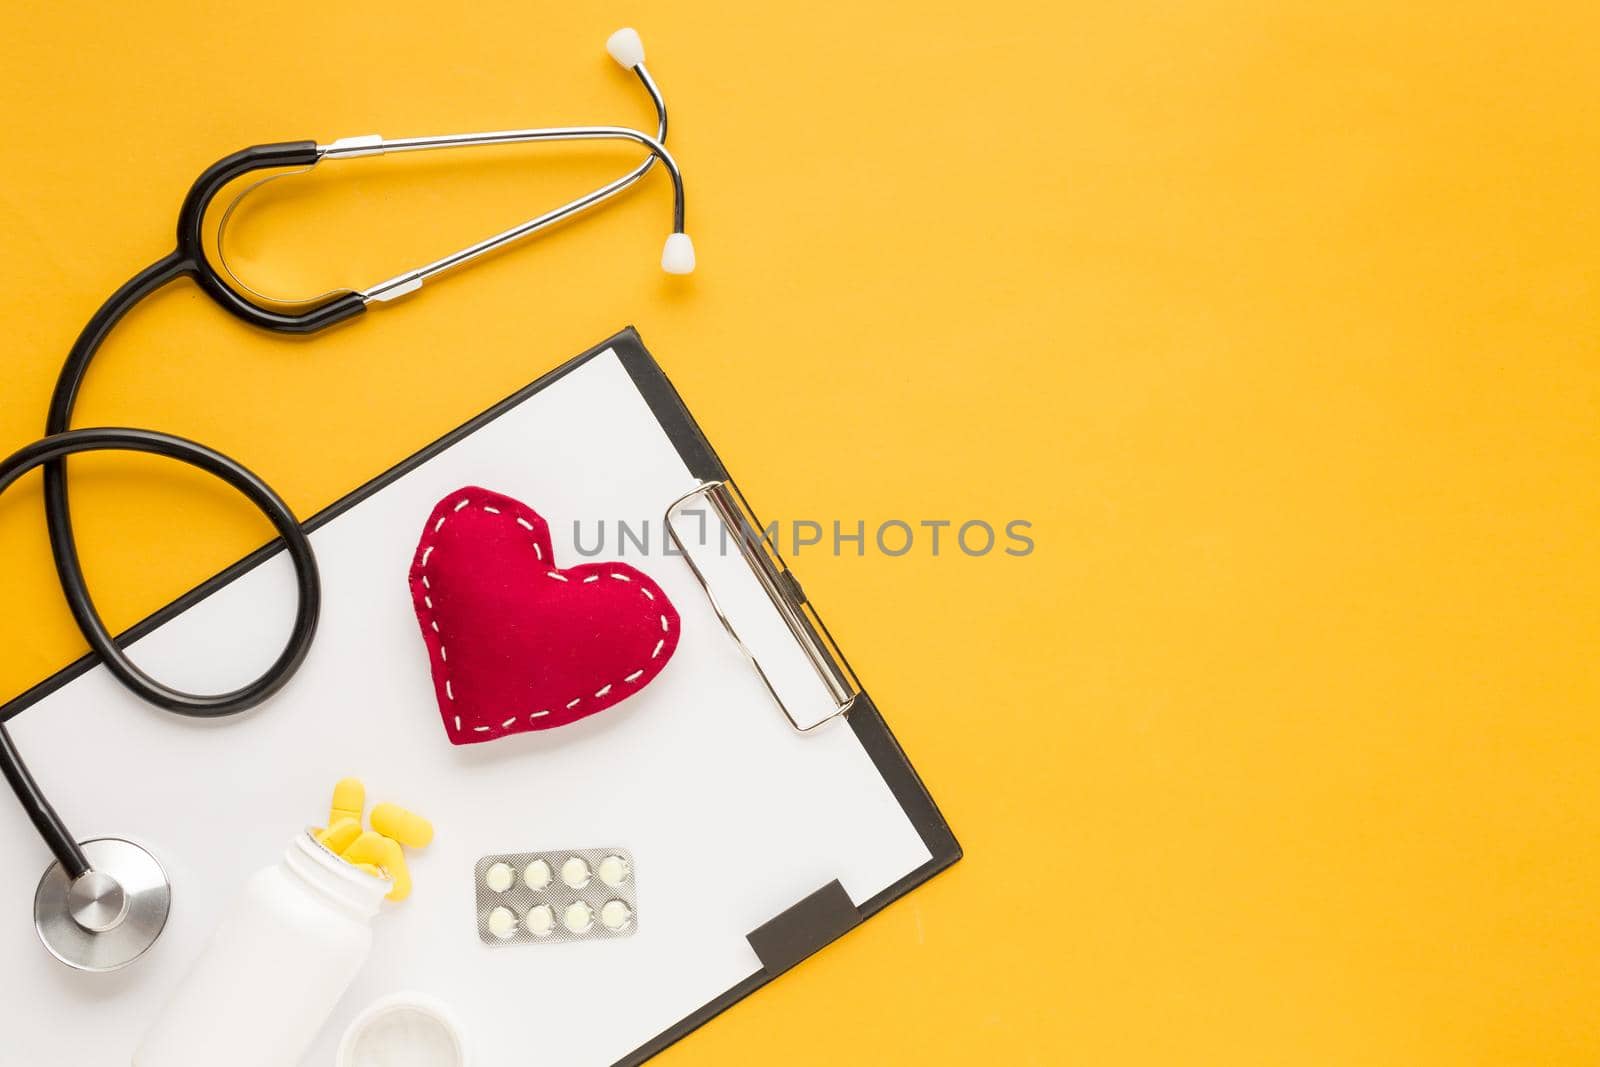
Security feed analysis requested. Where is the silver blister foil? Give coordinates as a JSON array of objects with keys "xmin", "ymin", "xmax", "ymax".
[{"xmin": 474, "ymin": 847, "xmax": 637, "ymax": 946}]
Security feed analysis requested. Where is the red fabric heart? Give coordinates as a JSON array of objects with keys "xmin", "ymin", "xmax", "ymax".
[{"xmin": 408, "ymin": 486, "xmax": 680, "ymax": 745}]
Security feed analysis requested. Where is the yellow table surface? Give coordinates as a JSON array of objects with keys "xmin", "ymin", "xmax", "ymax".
[{"xmin": 2, "ymin": 3, "xmax": 1598, "ymax": 1063}]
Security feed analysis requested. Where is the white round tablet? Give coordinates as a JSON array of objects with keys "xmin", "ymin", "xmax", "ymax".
[
  {"xmin": 600, "ymin": 899, "xmax": 633, "ymax": 931},
  {"xmin": 597, "ymin": 855, "xmax": 630, "ymax": 888},
  {"xmin": 487, "ymin": 906, "xmax": 518, "ymax": 940},
  {"xmin": 484, "ymin": 862, "xmax": 514, "ymax": 893},
  {"xmin": 562, "ymin": 900, "xmax": 594, "ymax": 934},
  {"xmin": 522, "ymin": 858, "xmax": 552, "ymax": 891},
  {"xmin": 523, "ymin": 903, "xmax": 556, "ymax": 937},
  {"xmin": 560, "ymin": 856, "xmax": 591, "ymax": 890}
]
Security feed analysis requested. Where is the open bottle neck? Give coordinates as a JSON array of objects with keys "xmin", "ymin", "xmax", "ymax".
[{"xmin": 283, "ymin": 831, "xmax": 389, "ymax": 919}]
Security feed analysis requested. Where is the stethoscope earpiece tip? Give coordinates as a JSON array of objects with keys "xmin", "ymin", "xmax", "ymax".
[
  {"xmin": 661, "ymin": 232, "xmax": 696, "ymax": 275},
  {"xmin": 607, "ymin": 27, "xmax": 646, "ymax": 69}
]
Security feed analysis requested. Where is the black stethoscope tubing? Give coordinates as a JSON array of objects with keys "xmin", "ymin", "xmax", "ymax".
[
  {"xmin": 2, "ymin": 29, "xmax": 692, "ymax": 950},
  {"xmin": 0, "ymin": 428, "xmax": 320, "ymax": 879},
  {"xmin": 1, "ymin": 143, "xmax": 353, "ymax": 881}
]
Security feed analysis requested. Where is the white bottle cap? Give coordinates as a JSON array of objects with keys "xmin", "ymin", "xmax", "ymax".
[
  {"xmin": 606, "ymin": 28, "xmax": 646, "ymax": 69},
  {"xmin": 337, "ymin": 991, "xmax": 469, "ymax": 1067},
  {"xmin": 661, "ymin": 232, "xmax": 696, "ymax": 274}
]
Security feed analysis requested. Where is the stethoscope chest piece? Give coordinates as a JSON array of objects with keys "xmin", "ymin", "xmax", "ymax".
[{"xmin": 34, "ymin": 837, "xmax": 171, "ymax": 972}]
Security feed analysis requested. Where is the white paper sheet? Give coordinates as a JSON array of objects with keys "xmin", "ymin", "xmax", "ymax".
[{"xmin": 0, "ymin": 350, "xmax": 932, "ymax": 1065}]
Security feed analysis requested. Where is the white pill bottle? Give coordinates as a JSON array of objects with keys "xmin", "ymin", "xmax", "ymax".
[{"xmin": 134, "ymin": 831, "xmax": 388, "ymax": 1067}]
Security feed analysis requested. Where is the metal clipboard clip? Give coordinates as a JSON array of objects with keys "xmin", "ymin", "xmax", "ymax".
[{"xmin": 664, "ymin": 480, "xmax": 861, "ymax": 732}]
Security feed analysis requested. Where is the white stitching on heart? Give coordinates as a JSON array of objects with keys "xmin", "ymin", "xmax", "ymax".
[{"xmin": 417, "ymin": 495, "xmax": 671, "ymax": 740}]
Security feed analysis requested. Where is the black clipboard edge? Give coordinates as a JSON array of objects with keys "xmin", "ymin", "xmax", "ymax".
[
  {"xmin": 608, "ymin": 330, "xmax": 962, "ymax": 1063},
  {"xmin": 0, "ymin": 327, "xmax": 962, "ymax": 1065},
  {"xmin": 622, "ymin": 699, "xmax": 964, "ymax": 1063}
]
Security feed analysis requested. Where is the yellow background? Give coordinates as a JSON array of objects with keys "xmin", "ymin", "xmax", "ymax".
[{"xmin": 2, "ymin": 2, "xmax": 1598, "ymax": 1063}]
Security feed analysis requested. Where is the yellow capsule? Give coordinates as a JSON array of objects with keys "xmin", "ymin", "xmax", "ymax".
[
  {"xmin": 381, "ymin": 843, "xmax": 413, "ymax": 903},
  {"xmin": 329, "ymin": 778, "xmax": 365, "ymax": 828},
  {"xmin": 341, "ymin": 832, "xmax": 413, "ymax": 902},
  {"xmin": 340, "ymin": 833, "xmax": 411, "ymax": 901},
  {"xmin": 316, "ymin": 819, "xmax": 362, "ymax": 854},
  {"xmin": 370, "ymin": 803, "xmax": 434, "ymax": 849},
  {"xmin": 341, "ymin": 830, "xmax": 391, "ymax": 866}
]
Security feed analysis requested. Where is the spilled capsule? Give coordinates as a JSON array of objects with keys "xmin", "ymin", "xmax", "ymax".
[
  {"xmin": 370, "ymin": 802, "xmax": 434, "ymax": 849},
  {"xmin": 329, "ymin": 778, "xmax": 365, "ymax": 828}
]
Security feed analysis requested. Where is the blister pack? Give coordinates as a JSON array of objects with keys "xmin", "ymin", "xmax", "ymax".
[{"xmin": 475, "ymin": 847, "xmax": 637, "ymax": 946}]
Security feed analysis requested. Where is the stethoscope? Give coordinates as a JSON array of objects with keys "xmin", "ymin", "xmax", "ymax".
[{"xmin": 0, "ymin": 28, "xmax": 691, "ymax": 973}]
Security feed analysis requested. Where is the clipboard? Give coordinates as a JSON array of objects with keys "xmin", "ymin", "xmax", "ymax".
[{"xmin": 0, "ymin": 327, "xmax": 961, "ymax": 1065}]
